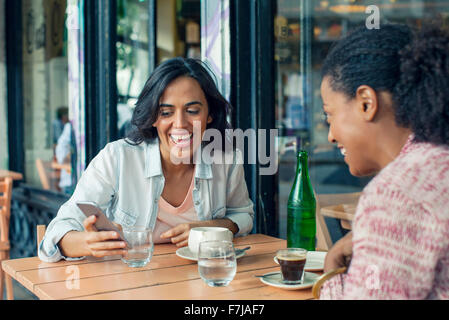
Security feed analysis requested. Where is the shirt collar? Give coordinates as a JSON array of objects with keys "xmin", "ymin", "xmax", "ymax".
[
  {"xmin": 145, "ymin": 138, "xmax": 213, "ymax": 179},
  {"xmin": 145, "ymin": 138, "xmax": 163, "ymax": 178}
]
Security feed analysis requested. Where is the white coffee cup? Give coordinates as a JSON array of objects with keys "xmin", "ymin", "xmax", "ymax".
[{"xmin": 188, "ymin": 227, "xmax": 233, "ymax": 255}]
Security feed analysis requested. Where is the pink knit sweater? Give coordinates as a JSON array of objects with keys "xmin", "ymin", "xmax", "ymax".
[{"xmin": 320, "ymin": 135, "xmax": 449, "ymax": 299}]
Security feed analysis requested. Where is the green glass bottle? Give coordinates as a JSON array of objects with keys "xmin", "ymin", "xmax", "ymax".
[{"xmin": 287, "ymin": 150, "xmax": 316, "ymax": 250}]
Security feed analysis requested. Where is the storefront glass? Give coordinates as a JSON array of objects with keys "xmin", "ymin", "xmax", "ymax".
[
  {"xmin": 116, "ymin": 0, "xmax": 151, "ymax": 137},
  {"xmin": 0, "ymin": 0, "xmax": 7, "ymax": 169},
  {"xmin": 116, "ymin": 0, "xmax": 201, "ymax": 138},
  {"xmin": 274, "ymin": 0, "xmax": 449, "ymax": 240},
  {"xmin": 157, "ymin": 0, "xmax": 201, "ymax": 63},
  {"xmin": 22, "ymin": 0, "xmax": 69, "ymax": 192}
]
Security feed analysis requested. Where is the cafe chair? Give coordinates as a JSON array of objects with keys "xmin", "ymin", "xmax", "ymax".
[
  {"xmin": 312, "ymin": 192, "xmax": 360, "ymax": 299},
  {"xmin": 0, "ymin": 177, "xmax": 14, "ymax": 300},
  {"xmin": 36, "ymin": 225, "xmax": 46, "ymax": 253},
  {"xmin": 36, "ymin": 158, "xmax": 61, "ymax": 191},
  {"xmin": 315, "ymin": 192, "xmax": 361, "ymax": 251},
  {"xmin": 312, "ymin": 266, "xmax": 347, "ymax": 299}
]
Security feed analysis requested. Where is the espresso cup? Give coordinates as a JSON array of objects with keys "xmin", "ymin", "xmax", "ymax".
[
  {"xmin": 188, "ymin": 227, "xmax": 234, "ymax": 255},
  {"xmin": 275, "ymin": 248, "xmax": 308, "ymax": 284}
]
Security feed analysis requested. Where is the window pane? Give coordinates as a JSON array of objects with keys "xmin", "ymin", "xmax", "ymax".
[
  {"xmin": 22, "ymin": 0, "xmax": 70, "ymax": 193},
  {"xmin": 117, "ymin": 0, "xmax": 150, "ymax": 138},
  {"xmin": 0, "ymin": 0, "xmax": 7, "ymax": 169},
  {"xmin": 157, "ymin": 0, "xmax": 201, "ymax": 63},
  {"xmin": 116, "ymin": 0, "xmax": 201, "ymax": 138},
  {"xmin": 274, "ymin": 0, "xmax": 449, "ymax": 240}
]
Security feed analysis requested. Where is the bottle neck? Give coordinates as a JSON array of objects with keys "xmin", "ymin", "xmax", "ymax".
[
  {"xmin": 295, "ymin": 152, "xmax": 309, "ymax": 178},
  {"xmin": 288, "ymin": 150, "xmax": 315, "ymax": 206}
]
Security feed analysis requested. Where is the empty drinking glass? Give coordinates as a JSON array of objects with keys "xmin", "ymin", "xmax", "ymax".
[
  {"xmin": 198, "ymin": 240, "xmax": 237, "ymax": 287},
  {"xmin": 121, "ymin": 226, "xmax": 154, "ymax": 268}
]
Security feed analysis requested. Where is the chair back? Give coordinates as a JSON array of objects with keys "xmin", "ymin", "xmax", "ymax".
[
  {"xmin": 35, "ymin": 158, "xmax": 51, "ymax": 190},
  {"xmin": 36, "ymin": 158, "xmax": 61, "ymax": 191},
  {"xmin": 0, "ymin": 178, "xmax": 13, "ymax": 242},
  {"xmin": 312, "ymin": 266, "xmax": 347, "ymax": 299},
  {"xmin": 0, "ymin": 177, "xmax": 14, "ymax": 300},
  {"xmin": 36, "ymin": 225, "xmax": 46, "ymax": 253},
  {"xmin": 315, "ymin": 192, "xmax": 361, "ymax": 251},
  {"xmin": 312, "ymin": 192, "xmax": 361, "ymax": 299}
]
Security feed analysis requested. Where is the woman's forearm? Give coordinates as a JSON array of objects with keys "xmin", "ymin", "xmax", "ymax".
[{"xmin": 58, "ymin": 231, "xmax": 88, "ymax": 258}]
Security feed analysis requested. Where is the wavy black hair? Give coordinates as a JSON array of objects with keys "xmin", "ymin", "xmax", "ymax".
[
  {"xmin": 126, "ymin": 57, "xmax": 232, "ymax": 147},
  {"xmin": 322, "ymin": 21, "xmax": 449, "ymax": 145}
]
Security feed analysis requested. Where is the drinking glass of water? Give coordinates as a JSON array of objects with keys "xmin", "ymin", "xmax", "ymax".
[
  {"xmin": 198, "ymin": 240, "xmax": 237, "ymax": 287},
  {"xmin": 121, "ymin": 226, "xmax": 154, "ymax": 268}
]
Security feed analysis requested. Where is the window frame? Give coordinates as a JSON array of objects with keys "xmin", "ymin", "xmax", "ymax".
[
  {"xmin": 230, "ymin": 0, "xmax": 277, "ymax": 236},
  {"xmin": 6, "ymin": 0, "xmax": 25, "ymax": 178}
]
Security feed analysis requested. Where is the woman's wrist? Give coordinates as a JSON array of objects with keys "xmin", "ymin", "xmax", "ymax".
[
  {"xmin": 211, "ymin": 218, "xmax": 239, "ymax": 234},
  {"xmin": 58, "ymin": 231, "xmax": 88, "ymax": 258},
  {"xmin": 223, "ymin": 218, "xmax": 239, "ymax": 234},
  {"xmin": 194, "ymin": 218, "xmax": 239, "ymax": 234}
]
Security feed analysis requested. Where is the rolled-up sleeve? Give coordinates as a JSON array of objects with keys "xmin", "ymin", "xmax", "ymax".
[
  {"xmin": 225, "ymin": 149, "xmax": 254, "ymax": 237},
  {"xmin": 38, "ymin": 143, "xmax": 119, "ymax": 262},
  {"xmin": 38, "ymin": 214, "xmax": 85, "ymax": 262},
  {"xmin": 319, "ymin": 273, "xmax": 346, "ymax": 300}
]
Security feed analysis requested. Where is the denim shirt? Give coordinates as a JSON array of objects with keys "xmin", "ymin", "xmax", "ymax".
[{"xmin": 38, "ymin": 138, "xmax": 254, "ymax": 262}]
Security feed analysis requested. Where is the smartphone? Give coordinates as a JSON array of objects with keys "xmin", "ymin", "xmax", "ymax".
[{"xmin": 76, "ymin": 201, "xmax": 129, "ymax": 247}]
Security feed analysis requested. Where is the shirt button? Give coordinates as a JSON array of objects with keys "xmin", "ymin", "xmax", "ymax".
[
  {"xmin": 194, "ymin": 201, "xmax": 200, "ymax": 206},
  {"xmin": 154, "ymin": 199, "xmax": 158, "ymax": 203}
]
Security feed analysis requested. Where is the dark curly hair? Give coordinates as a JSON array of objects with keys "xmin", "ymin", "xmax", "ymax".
[
  {"xmin": 322, "ymin": 21, "xmax": 449, "ymax": 145},
  {"xmin": 126, "ymin": 57, "xmax": 232, "ymax": 147}
]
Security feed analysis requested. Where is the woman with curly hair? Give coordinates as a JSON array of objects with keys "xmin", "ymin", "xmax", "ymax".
[{"xmin": 319, "ymin": 22, "xmax": 449, "ymax": 299}]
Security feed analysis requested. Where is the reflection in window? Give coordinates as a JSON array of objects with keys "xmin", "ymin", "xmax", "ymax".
[
  {"xmin": 116, "ymin": 0, "xmax": 201, "ymax": 139},
  {"xmin": 274, "ymin": 0, "xmax": 449, "ymax": 240},
  {"xmin": 157, "ymin": 0, "xmax": 201, "ymax": 63},
  {"xmin": 117, "ymin": 0, "xmax": 150, "ymax": 138},
  {"xmin": 22, "ymin": 0, "xmax": 71, "ymax": 193}
]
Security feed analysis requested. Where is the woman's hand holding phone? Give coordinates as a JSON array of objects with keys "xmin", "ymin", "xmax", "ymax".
[
  {"xmin": 58, "ymin": 215, "xmax": 128, "ymax": 258},
  {"xmin": 81, "ymin": 215, "xmax": 128, "ymax": 258}
]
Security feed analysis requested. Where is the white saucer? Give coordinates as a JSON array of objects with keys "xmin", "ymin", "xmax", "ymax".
[
  {"xmin": 274, "ymin": 251, "xmax": 326, "ymax": 272},
  {"xmin": 176, "ymin": 246, "xmax": 246, "ymax": 261},
  {"xmin": 259, "ymin": 272, "xmax": 319, "ymax": 290},
  {"xmin": 305, "ymin": 251, "xmax": 327, "ymax": 271}
]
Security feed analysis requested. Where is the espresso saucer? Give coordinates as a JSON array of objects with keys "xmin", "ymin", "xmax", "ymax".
[
  {"xmin": 259, "ymin": 272, "xmax": 319, "ymax": 290},
  {"xmin": 176, "ymin": 246, "xmax": 246, "ymax": 262},
  {"xmin": 305, "ymin": 251, "xmax": 326, "ymax": 271}
]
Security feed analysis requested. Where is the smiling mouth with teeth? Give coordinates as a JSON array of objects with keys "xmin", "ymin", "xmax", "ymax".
[
  {"xmin": 170, "ymin": 133, "xmax": 193, "ymax": 144},
  {"xmin": 340, "ymin": 148, "xmax": 347, "ymax": 156}
]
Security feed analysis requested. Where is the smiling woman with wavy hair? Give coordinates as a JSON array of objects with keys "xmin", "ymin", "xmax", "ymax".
[{"xmin": 38, "ymin": 58, "xmax": 254, "ymax": 263}]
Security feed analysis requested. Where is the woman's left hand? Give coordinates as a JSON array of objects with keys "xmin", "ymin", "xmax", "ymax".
[
  {"xmin": 160, "ymin": 222, "xmax": 202, "ymax": 247},
  {"xmin": 160, "ymin": 219, "xmax": 239, "ymax": 247},
  {"xmin": 323, "ymin": 231, "xmax": 353, "ymax": 272}
]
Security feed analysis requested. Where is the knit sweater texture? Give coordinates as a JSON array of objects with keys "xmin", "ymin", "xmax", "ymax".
[{"xmin": 320, "ymin": 135, "xmax": 449, "ymax": 299}]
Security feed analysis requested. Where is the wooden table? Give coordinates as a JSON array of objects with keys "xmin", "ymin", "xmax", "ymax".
[
  {"xmin": 0, "ymin": 170, "xmax": 23, "ymax": 181},
  {"xmin": 321, "ymin": 203, "xmax": 356, "ymax": 230},
  {"xmin": 1, "ymin": 234, "xmax": 322, "ymax": 300}
]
